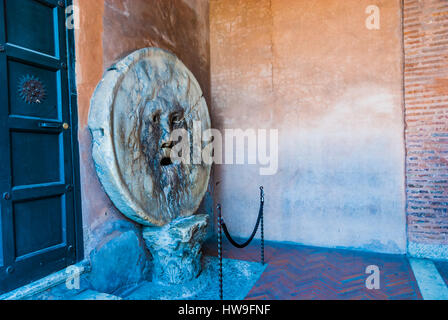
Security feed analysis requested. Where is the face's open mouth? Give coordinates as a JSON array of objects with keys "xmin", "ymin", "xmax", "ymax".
[{"xmin": 160, "ymin": 157, "xmax": 173, "ymax": 167}]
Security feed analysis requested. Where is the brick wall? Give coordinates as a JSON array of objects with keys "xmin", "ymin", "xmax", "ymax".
[{"xmin": 404, "ymin": 0, "xmax": 448, "ymax": 257}]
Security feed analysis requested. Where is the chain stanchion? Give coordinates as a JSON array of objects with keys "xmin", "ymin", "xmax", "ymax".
[
  {"xmin": 260, "ymin": 187, "xmax": 265, "ymax": 265},
  {"xmin": 217, "ymin": 204, "xmax": 223, "ymax": 301},
  {"xmin": 216, "ymin": 186, "xmax": 265, "ymax": 299}
]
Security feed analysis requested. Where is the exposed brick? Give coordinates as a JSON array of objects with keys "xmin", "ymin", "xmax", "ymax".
[{"xmin": 404, "ymin": 0, "xmax": 448, "ymax": 245}]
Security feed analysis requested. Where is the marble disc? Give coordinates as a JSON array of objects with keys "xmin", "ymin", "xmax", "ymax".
[{"xmin": 88, "ymin": 48, "xmax": 211, "ymax": 226}]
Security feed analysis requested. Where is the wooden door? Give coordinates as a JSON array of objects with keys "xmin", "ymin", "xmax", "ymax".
[{"xmin": 0, "ymin": 0, "xmax": 82, "ymax": 294}]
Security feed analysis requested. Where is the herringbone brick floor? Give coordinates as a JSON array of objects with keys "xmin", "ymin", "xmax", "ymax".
[{"xmin": 204, "ymin": 240, "xmax": 422, "ymax": 300}]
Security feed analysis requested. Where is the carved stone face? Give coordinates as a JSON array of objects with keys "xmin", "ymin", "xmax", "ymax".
[
  {"xmin": 89, "ymin": 48, "xmax": 211, "ymax": 227},
  {"xmin": 139, "ymin": 98, "xmax": 190, "ymax": 221}
]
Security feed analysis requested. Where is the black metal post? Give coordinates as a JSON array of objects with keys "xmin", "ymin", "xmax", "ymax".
[
  {"xmin": 217, "ymin": 204, "xmax": 223, "ymax": 300},
  {"xmin": 260, "ymin": 187, "xmax": 265, "ymax": 265}
]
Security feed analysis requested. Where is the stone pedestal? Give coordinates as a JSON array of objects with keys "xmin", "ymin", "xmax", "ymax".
[{"xmin": 142, "ymin": 214, "xmax": 208, "ymax": 285}]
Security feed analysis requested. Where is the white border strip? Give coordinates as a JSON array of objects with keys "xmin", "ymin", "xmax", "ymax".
[{"xmin": 409, "ymin": 258, "xmax": 448, "ymax": 300}]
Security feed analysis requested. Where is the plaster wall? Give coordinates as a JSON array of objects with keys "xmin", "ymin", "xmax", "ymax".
[{"xmin": 210, "ymin": 0, "xmax": 407, "ymax": 254}]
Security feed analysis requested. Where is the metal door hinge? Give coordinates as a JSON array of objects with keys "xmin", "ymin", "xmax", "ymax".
[
  {"xmin": 3, "ymin": 192, "xmax": 11, "ymax": 200},
  {"xmin": 0, "ymin": 44, "xmax": 5, "ymax": 52}
]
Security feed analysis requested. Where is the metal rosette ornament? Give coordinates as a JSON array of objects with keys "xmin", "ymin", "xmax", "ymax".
[
  {"xmin": 88, "ymin": 48, "xmax": 211, "ymax": 227},
  {"xmin": 18, "ymin": 75, "xmax": 46, "ymax": 104}
]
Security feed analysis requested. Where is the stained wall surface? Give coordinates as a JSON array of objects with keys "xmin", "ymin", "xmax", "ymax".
[
  {"xmin": 74, "ymin": 0, "xmax": 211, "ymax": 291},
  {"xmin": 210, "ymin": 0, "xmax": 407, "ymax": 253},
  {"xmin": 404, "ymin": 0, "xmax": 448, "ymax": 260}
]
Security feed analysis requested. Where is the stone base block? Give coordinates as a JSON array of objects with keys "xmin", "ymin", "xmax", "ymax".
[{"xmin": 142, "ymin": 214, "xmax": 209, "ymax": 284}]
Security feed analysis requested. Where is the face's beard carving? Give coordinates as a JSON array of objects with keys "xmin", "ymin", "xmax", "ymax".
[{"xmin": 139, "ymin": 98, "xmax": 191, "ymax": 220}]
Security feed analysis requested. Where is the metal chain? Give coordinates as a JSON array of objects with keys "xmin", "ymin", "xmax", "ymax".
[{"xmin": 221, "ymin": 186, "xmax": 265, "ymax": 249}]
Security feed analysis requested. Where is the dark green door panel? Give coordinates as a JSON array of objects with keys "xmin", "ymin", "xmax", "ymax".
[
  {"xmin": 0, "ymin": 0, "xmax": 82, "ymax": 294},
  {"xmin": 8, "ymin": 60, "xmax": 60, "ymax": 119},
  {"xmin": 5, "ymin": 0, "xmax": 58, "ymax": 57}
]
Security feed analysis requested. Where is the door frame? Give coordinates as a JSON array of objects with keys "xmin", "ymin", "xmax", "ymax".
[{"xmin": 64, "ymin": 0, "xmax": 83, "ymax": 264}]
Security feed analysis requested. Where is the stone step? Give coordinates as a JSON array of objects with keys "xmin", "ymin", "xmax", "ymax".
[
  {"xmin": 71, "ymin": 290, "xmax": 122, "ymax": 300},
  {"xmin": 0, "ymin": 261, "xmax": 90, "ymax": 300}
]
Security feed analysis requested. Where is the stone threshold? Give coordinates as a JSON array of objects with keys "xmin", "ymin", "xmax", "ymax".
[{"xmin": 0, "ymin": 261, "xmax": 90, "ymax": 300}]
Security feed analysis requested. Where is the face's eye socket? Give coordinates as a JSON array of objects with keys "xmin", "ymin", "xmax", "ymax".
[
  {"xmin": 170, "ymin": 111, "xmax": 184, "ymax": 126},
  {"xmin": 152, "ymin": 112, "xmax": 161, "ymax": 123}
]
